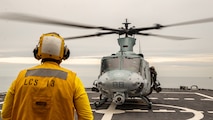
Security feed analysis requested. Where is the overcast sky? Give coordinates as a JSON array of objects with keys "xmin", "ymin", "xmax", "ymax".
[{"xmin": 0, "ymin": 0, "xmax": 213, "ymax": 81}]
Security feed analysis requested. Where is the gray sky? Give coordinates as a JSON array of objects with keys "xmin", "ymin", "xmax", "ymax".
[{"xmin": 0, "ymin": 0, "xmax": 213, "ymax": 79}]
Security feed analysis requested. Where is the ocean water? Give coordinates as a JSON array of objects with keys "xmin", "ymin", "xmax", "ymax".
[
  {"xmin": 158, "ymin": 76, "xmax": 212, "ymax": 89},
  {"xmin": 0, "ymin": 63, "xmax": 212, "ymax": 92}
]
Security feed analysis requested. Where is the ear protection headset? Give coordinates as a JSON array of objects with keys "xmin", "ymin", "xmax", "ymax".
[
  {"xmin": 33, "ymin": 32, "xmax": 70, "ymax": 61},
  {"xmin": 63, "ymin": 45, "xmax": 70, "ymax": 60}
]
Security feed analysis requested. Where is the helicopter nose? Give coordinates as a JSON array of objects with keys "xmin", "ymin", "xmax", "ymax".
[{"xmin": 98, "ymin": 70, "xmax": 143, "ymax": 91}]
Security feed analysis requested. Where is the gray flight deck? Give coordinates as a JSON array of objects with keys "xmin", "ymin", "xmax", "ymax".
[
  {"xmin": 88, "ymin": 88, "xmax": 213, "ymax": 120},
  {"xmin": 1, "ymin": 88, "xmax": 213, "ymax": 120}
]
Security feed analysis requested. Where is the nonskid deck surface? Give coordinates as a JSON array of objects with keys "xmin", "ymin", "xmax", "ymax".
[
  {"xmin": 88, "ymin": 88, "xmax": 213, "ymax": 120},
  {"xmin": 1, "ymin": 89, "xmax": 213, "ymax": 120}
]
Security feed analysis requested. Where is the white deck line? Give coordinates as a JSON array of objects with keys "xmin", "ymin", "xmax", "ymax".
[
  {"xmin": 195, "ymin": 93, "xmax": 213, "ymax": 99},
  {"xmin": 208, "ymin": 111, "xmax": 213, "ymax": 113},
  {"xmin": 163, "ymin": 98, "xmax": 180, "ymax": 100}
]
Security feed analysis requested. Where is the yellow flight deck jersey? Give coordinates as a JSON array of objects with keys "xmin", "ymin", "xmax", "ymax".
[{"xmin": 2, "ymin": 61, "xmax": 93, "ymax": 120}]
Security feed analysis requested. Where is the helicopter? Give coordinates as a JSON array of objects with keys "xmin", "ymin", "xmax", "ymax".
[{"xmin": 1, "ymin": 13, "xmax": 213, "ymax": 109}]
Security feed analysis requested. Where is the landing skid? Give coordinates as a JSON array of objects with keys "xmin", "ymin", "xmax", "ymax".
[
  {"xmin": 94, "ymin": 94, "xmax": 108, "ymax": 108},
  {"xmin": 141, "ymin": 96, "xmax": 152, "ymax": 109}
]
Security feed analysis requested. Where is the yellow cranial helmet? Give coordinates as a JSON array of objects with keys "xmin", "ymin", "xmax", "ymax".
[{"xmin": 33, "ymin": 32, "xmax": 70, "ymax": 61}]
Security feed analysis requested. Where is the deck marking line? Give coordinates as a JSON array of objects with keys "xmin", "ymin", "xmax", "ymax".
[
  {"xmin": 152, "ymin": 109, "xmax": 175, "ymax": 113},
  {"xmin": 91, "ymin": 97, "xmax": 100, "ymax": 100},
  {"xmin": 160, "ymin": 92, "xmax": 195, "ymax": 94},
  {"xmin": 201, "ymin": 98, "xmax": 213, "ymax": 101},
  {"xmin": 154, "ymin": 104, "xmax": 204, "ymax": 120},
  {"xmin": 125, "ymin": 109, "xmax": 149, "ymax": 112},
  {"xmin": 95, "ymin": 102, "xmax": 125, "ymax": 120},
  {"xmin": 208, "ymin": 111, "xmax": 213, "ymax": 113},
  {"xmin": 180, "ymin": 110, "xmax": 204, "ymax": 113},
  {"xmin": 195, "ymin": 93, "xmax": 213, "ymax": 99},
  {"xmin": 164, "ymin": 98, "xmax": 179, "ymax": 100},
  {"xmin": 184, "ymin": 98, "xmax": 195, "ymax": 100},
  {"xmin": 0, "ymin": 102, "xmax": 3, "ymax": 104}
]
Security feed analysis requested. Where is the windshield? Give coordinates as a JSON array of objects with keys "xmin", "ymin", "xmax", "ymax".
[
  {"xmin": 101, "ymin": 57, "xmax": 119, "ymax": 72},
  {"xmin": 101, "ymin": 57, "xmax": 141, "ymax": 73},
  {"xmin": 123, "ymin": 57, "xmax": 140, "ymax": 72}
]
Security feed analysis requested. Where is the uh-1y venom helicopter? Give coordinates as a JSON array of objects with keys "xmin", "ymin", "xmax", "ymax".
[{"xmin": 1, "ymin": 13, "xmax": 213, "ymax": 108}]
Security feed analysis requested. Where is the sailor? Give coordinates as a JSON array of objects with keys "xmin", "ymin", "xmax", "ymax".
[
  {"xmin": 150, "ymin": 66, "xmax": 162, "ymax": 92},
  {"xmin": 150, "ymin": 66, "xmax": 157, "ymax": 81},
  {"xmin": 1, "ymin": 32, "xmax": 93, "ymax": 120}
]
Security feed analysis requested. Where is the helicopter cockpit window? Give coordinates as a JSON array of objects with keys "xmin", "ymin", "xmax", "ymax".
[
  {"xmin": 101, "ymin": 57, "xmax": 141, "ymax": 73},
  {"xmin": 123, "ymin": 57, "xmax": 140, "ymax": 72},
  {"xmin": 101, "ymin": 57, "xmax": 120, "ymax": 72}
]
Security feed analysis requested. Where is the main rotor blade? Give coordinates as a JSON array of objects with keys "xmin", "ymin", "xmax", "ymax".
[
  {"xmin": 137, "ymin": 33, "xmax": 196, "ymax": 40},
  {"xmin": 133, "ymin": 24, "xmax": 165, "ymax": 32},
  {"xmin": 133, "ymin": 17, "xmax": 213, "ymax": 33},
  {"xmin": 64, "ymin": 31, "xmax": 117, "ymax": 40},
  {"xmin": 0, "ymin": 12, "xmax": 120, "ymax": 31},
  {"xmin": 165, "ymin": 17, "xmax": 213, "ymax": 27}
]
